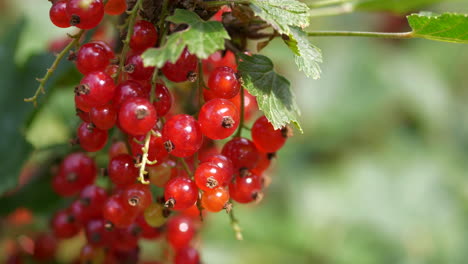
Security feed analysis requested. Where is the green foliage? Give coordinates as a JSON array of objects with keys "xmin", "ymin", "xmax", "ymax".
[
  {"xmin": 285, "ymin": 26, "xmax": 323, "ymax": 79},
  {"xmin": 408, "ymin": 12, "xmax": 468, "ymax": 44},
  {"xmin": 142, "ymin": 9, "xmax": 230, "ymax": 68},
  {"xmin": 354, "ymin": 0, "xmax": 450, "ymax": 13},
  {"xmin": 238, "ymin": 54, "xmax": 302, "ymax": 132}
]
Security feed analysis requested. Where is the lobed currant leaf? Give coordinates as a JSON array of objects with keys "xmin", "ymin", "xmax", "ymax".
[
  {"xmin": 284, "ymin": 26, "xmax": 322, "ymax": 79},
  {"xmin": 407, "ymin": 12, "xmax": 468, "ymax": 44}
]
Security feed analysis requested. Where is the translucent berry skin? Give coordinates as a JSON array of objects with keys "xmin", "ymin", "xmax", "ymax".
[
  {"xmin": 199, "ymin": 98, "xmax": 239, "ymax": 140},
  {"xmin": 79, "ymin": 185, "xmax": 108, "ymax": 219},
  {"xmin": 108, "ymin": 154, "xmax": 138, "ymax": 187},
  {"xmin": 153, "ymin": 83, "xmax": 172, "ymax": 116},
  {"xmin": 130, "ymin": 20, "xmax": 158, "ymax": 52},
  {"xmin": 109, "ymin": 141, "xmax": 128, "ymax": 158},
  {"xmin": 104, "ymin": 0, "xmax": 127, "ymax": 15},
  {"xmin": 51, "ymin": 210, "xmax": 81, "ymax": 239},
  {"xmin": 126, "ymin": 53, "xmax": 155, "ymax": 80},
  {"xmin": 77, "ymin": 108, "xmax": 91, "ymax": 122},
  {"xmin": 129, "ymin": 132, "xmax": 169, "ymax": 165},
  {"xmin": 174, "ymin": 247, "xmax": 200, "ymax": 264},
  {"xmin": 194, "ymin": 162, "xmax": 229, "ymax": 191},
  {"xmin": 76, "ymin": 71, "xmax": 116, "ymax": 108},
  {"xmin": 85, "ymin": 218, "xmax": 116, "ymax": 246},
  {"xmin": 221, "ymin": 137, "xmax": 260, "ymax": 172},
  {"xmin": 118, "ymin": 97, "xmax": 157, "ymax": 136},
  {"xmin": 33, "ymin": 233, "xmax": 58, "ymax": 261},
  {"xmin": 200, "ymin": 154, "xmax": 233, "ymax": 185},
  {"xmin": 252, "ymin": 152, "xmax": 272, "ymax": 175},
  {"xmin": 207, "ymin": 66, "xmax": 240, "ymax": 99},
  {"xmin": 164, "ymin": 177, "xmax": 198, "ymax": 210},
  {"xmin": 251, "ymin": 116, "xmax": 286, "ymax": 153},
  {"xmin": 148, "ymin": 160, "xmax": 176, "ymax": 187},
  {"xmin": 122, "ymin": 183, "xmax": 153, "ymax": 211},
  {"xmin": 90, "ymin": 104, "xmax": 117, "ymax": 130},
  {"xmin": 166, "ymin": 216, "xmax": 195, "ymax": 250},
  {"xmin": 77, "ymin": 122, "xmax": 108, "ymax": 152},
  {"xmin": 113, "ymin": 80, "xmax": 147, "ymax": 108},
  {"xmin": 50, "ymin": 0, "xmax": 70, "ymax": 28},
  {"xmin": 144, "ymin": 203, "xmax": 167, "ymax": 227},
  {"xmin": 229, "ymin": 173, "xmax": 263, "ymax": 204},
  {"xmin": 162, "ymin": 114, "xmax": 203, "ymax": 157},
  {"xmin": 67, "ymin": 0, "xmax": 104, "ymax": 29},
  {"xmin": 201, "ymin": 187, "xmax": 229, "ymax": 212},
  {"xmin": 52, "ymin": 153, "xmax": 97, "ymax": 196},
  {"xmin": 76, "ymin": 42, "xmax": 114, "ymax": 75},
  {"xmin": 162, "ymin": 48, "xmax": 197, "ymax": 83},
  {"xmin": 103, "ymin": 194, "xmax": 139, "ymax": 228}
]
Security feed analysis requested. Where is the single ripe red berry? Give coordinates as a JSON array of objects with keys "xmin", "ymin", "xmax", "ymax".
[
  {"xmin": 75, "ymin": 71, "xmax": 116, "ymax": 108},
  {"xmin": 113, "ymin": 80, "xmax": 147, "ymax": 108},
  {"xmin": 228, "ymin": 89, "xmax": 258, "ymax": 121},
  {"xmin": 118, "ymin": 97, "xmax": 157, "ymax": 136},
  {"xmin": 162, "ymin": 114, "xmax": 203, "ymax": 157},
  {"xmin": 67, "ymin": 0, "xmax": 104, "ymax": 29},
  {"xmin": 50, "ymin": 0, "xmax": 71, "ymax": 28},
  {"xmin": 164, "ymin": 177, "xmax": 198, "ymax": 210},
  {"xmin": 203, "ymin": 50, "xmax": 236, "ymax": 75},
  {"xmin": 207, "ymin": 66, "xmax": 240, "ymax": 99},
  {"xmin": 126, "ymin": 53, "xmax": 155, "ymax": 80},
  {"xmin": 221, "ymin": 137, "xmax": 260, "ymax": 173},
  {"xmin": 162, "ymin": 48, "xmax": 197, "ymax": 83},
  {"xmin": 109, "ymin": 140, "xmax": 129, "ymax": 158},
  {"xmin": 166, "ymin": 216, "xmax": 195, "ymax": 250},
  {"xmin": 174, "ymin": 247, "xmax": 200, "ymax": 264},
  {"xmin": 229, "ymin": 173, "xmax": 263, "ymax": 204},
  {"xmin": 90, "ymin": 104, "xmax": 117, "ymax": 130},
  {"xmin": 51, "ymin": 209, "xmax": 81, "ymax": 239},
  {"xmin": 85, "ymin": 218, "xmax": 116, "ymax": 246},
  {"xmin": 130, "ymin": 20, "xmax": 158, "ymax": 52},
  {"xmin": 77, "ymin": 108, "xmax": 91, "ymax": 122},
  {"xmin": 147, "ymin": 160, "xmax": 176, "ymax": 187},
  {"xmin": 79, "ymin": 185, "xmax": 108, "ymax": 219},
  {"xmin": 52, "ymin": 153, "xmax": 97, "ymax": 196},
  {"xmin": 252, "ymin": 152, "xmax": 273, "ymax": 175},
  {"xmin": 108, "ymin": 154, "xmax": 138, "ymax": 186},
  {"xmin": 198, "ymin": 98, "xmax": 239, "ymax": 140},
  {"xmin": 201, "ymin": 187, "xmax": 229, "ymax": 212},
  {"xmin": 104, "ymin": 0, "xmax": 127, "ymax": 15},
  {"xmin": 194, "ymin": 162, "xmax": 229, "ymax": 191},
  {"xmin": 76, "ymin": 41, "xmax": 114, "ymax": 75},
  {"xmin": 33, "ymin": 233, "xmax": 58, "ymax": 261},
  {"xmin": 77, "ymin": 122, "xmax": 108, "ymax": 152},
  {"xmin": 153, "ymin": 83, "xmax": 172, "ymax": 116},
  {"xmin": 200, "ymin": 154, "xmax": 233, "ymax": 185},
  {"xmin": 122, "ymin": 183, "xmax": 153, "ymax": 211},
  {"xmin": 129, "ymin": 131, "xmax": 169, "ymax": 165},
  {"xmin": 103, "ymin": 194, "xmax": 139, "ymax": 228},
  {"xmin": 251, "ymin": 116, "xmax": 287, "ymax": 153},
  {"xmin": 111, "ymin": 224, "xmax": 141, "ymax": 251}
]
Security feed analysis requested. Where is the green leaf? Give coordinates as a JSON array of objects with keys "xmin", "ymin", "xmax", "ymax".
[
  {"xmin": 284, "ymin": 26, "xmax": 322, "ymax": 79},
  {"xmin": 142, "ymin": 9, "xmax": 230, "ymax": 68},
  {"xmin": 354, "ymin": 0, "xmax": 451, "ymax": 13},
  {"xmin": 407, "ymin": 12, "xmax": 468, "ymax": 44},
  {"xmin": 238, "ymin": 54, "xmax": 302, "ymax": 132},
  {"xmin": 250, "ymin": 0, "xmax": 310, "ymax": 35}
]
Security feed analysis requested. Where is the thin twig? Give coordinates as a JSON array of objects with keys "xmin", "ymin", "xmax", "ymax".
[
  {"xmin": 307, "ymin": 31, "xmax": 414, "ymax": 39},
  {"xmin": 234, "ymin": 86, "xmax": 245, "ymax": 138},
  {"xmin": 228, "ymin": 203, "xmax": 243, "ymax": 240}
]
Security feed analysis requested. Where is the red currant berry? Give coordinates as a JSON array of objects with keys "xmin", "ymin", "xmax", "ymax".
[
  {"xmin": 130, "ymin": 20, "xmax": 158, "ymax": 52},
  {"xmin": 252, "ymin": 152, "xmax": 273, "ymax": 174},
  {"xmin": 111, "ymin": 225, "xmax": 141, "ymax": 251},
  {"xmin": 229, "ymin": 173, "xmax": 263, "ymax": 203},
  {"xmin": 174, "ymin": 247, "xmax": 200, "ymax": 264},
  {"xmin": 79, "ymin": 185, "xmax": 108, "ymax": 218},
  {"xmin": 109, "ymin": 140, "xmax": 129, "ymax": 158},
  {"xmin": 80, "ymin": 244, "xmax": 105, "ymax": 263},
  {"xmin": 207, "ymin": 66, "xmax": 240, "ymax": 99},
  {"xmin": 70, "ymin": 199, "xmax": 90, "ymax": 224},
  {"xmin": 162, "ymin": 48, "xmax": 197, "ymax": 83},
  {"xmin": 135, "ymin": 215, "xmax": 161, "ymax": 239},
  {"xmin": 51, "ymin": 209, "xmax": 81, "ymax": 239},
  {"xmin": 200, "ymin": 154, "xmax": 233, "ymax": 185},
  {"xmin": 52, "ymin": 153, "xmax": 97, "ymax": 196},
  {"xmin": 118, "ymin": 97, "xmax": 157, "ymax": 136},
  {"xmin": 251, "ymin": 116, "xmax": 287, "ymax": 153},
  {"xmin": 50, "ymin": 0, "xmax": 71, "ymax": 28},
  {"xmin": 76, "ymin": 41, "xmax": 114, "ymax": 75},
  {"xmin": 76, "ymin": 108, "xmax": 91, "ymax": 122},
  {"xmin": 129, "ymin": 131, "xmax": 169, "ymax": 165},
  {"xmin": 221, "ymin": 137, "xmax": 260, "ymax": 172},
  {"xmin": 164, "ymin": 177, "xmax": 198, "ymax": 210},
  {"xmin": 77, "ymin": 122, "xmax": 108, "ymax": 152},
  {"xmin": 147, "ymin": 160, "xmax": 176, "ymax": 187},
  {"xmin": 153, "ymin": 83, "xmax": 172, "ymax": 116},
  {"xmin": 166, "ymin": 216, "xmax": 195, "ymax": 250},
  {"xmin": 201, "ymin": 187, "xmax": 229, "ymax": 212},
  {"xmin": 113, "ymin": 80, "xmax": 147, "ymax": 108},
  {"xmin": 103, "ymin": 194, "xmax": 139, "ymax": 228},
  {"xmin": 194, "ymin": 162, "xmax": 229, "ymax": 191},
  {"xmin": 198, "ymin": 98, "xmax": 239, "ymax": 139},
  {"xmin": 162, "ymin": 114, "xmax": 203, "ymax": 157},
  {"xmin": 85, "ymin": 218, "xmax": 116, "ymax": 246},
  {"xmin": 122, "ymin": 183, "xmax": 153, "ymax": 211},
  {"xmin": 108, "ymin": 154, "xmax": 138, "ymax": 187},
  {"xmin": 126, "ymin": 53, "xmax": 155, "ymax": 80},
  {"xmin": 90, "ymin": 104, "xmax": 117, "ymax": 130},
  {"xmin": 104, "ymin": 0, "xmax": 127, "ymax": 15},
  {"xmin": 75, "ymin": 71, "xmax": 116, "ymax": 108},
  {"xmin": 33, "ymin": 233, "xmax": 58, "ymax": 261},
  {"xmin": 67, "ymin": 0, "xmax": 104, "ymax": 29}
]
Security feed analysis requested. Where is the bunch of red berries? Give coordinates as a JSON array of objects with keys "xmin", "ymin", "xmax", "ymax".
[{"xmin": 26, "ymin": 0, "xmax": 291, "ymax": 263}]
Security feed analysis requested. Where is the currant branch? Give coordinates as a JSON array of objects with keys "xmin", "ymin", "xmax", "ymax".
[
  {"xmin": 228, "ymin": 203, "xmax": 243, "ymax": 240},
  {"xmin": 24, "ymin": 29, "xmax": 85, "ymax": 106},
  {"xmin": 234, "ymin": 86, "xmax": 245, "ymax": 137},
  {"xmin": 307, "ymin": 31, "xmax": 414, "ymax": 39}
]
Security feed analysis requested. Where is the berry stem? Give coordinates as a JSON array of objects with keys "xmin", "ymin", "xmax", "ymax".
[
  {"xmin": 197, "ymin": 59, "xmax": 205, "ymax": 109},
  {"xmin": 228, "ymin": 204, "xmax": 243, "ymax": 240},
  {"xmin": 24, "ymin": 29, "xmax": 86, "ymax": 106},
  {"xmin": 307, "ymin": 0, "xmax": 348, "ymax": 8},
  {"xmin": 234, "ymin": 86, "xmax": 245, "ymax": 137},
  {"xmin": 307, "ymin": 31, "xmax": 414, "ymax": 39},
  {"xmin": 178, "ymin": 157, "xmax": 193, "ymax": 178},
  {"xmin": 135, "ymin": 130, "xmax": 155, "ymax": 184}
]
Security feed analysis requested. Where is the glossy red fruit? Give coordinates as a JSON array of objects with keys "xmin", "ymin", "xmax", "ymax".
[
  {"xmin": 108, "ymin": 154, "xmax": 138, "ymax": 186},
  {"xmin": 126, "ymin": 53, "xmax": 155, "ymax": 80},
  {"xmin": 166, "ymin": 216, "xmax": 195, "ymax": 250},
  {"xmin": 51, "ymin": 210, "xmax": 81, "ymax": 239},
  {"xmin": 76, "ymin": 42, "xmax": 114, "ymax": 75},
  {"xmin": 77, "ymin": 122, "xmax": 108, "ymax": 152},
  {"xmin": 85, "ymin": 218, "xmax": 116, "ymax": 246},
  {"xmin": 75, "ymin": 71, "xmax": 116, "ymax": 108},
  {"xmin": 229, "ymin": 173, "xmax": 263, "ymax": 203},
  {"xmin": 201, "ymin": 187, "xmax": 229, "ymax": 212},
  {"xmin": 251, "ymin": 116, "xmax": 287, "ymax": 153},
  {"xmin": 122, "ymin": 184, "xmax": 153, "ymax": 211},
  {"xmin": 162, "ymin": 48, "xmax": 197, "ymax": 83},
  {"xmin": 104, "ymin": 0, "xmax": 127, "ymax": 15},
  {"xmin": 200, "ymin": 154, "xmax": 233, "ymax": 185},
  {"xmin": 228, "ymin": 89, "xmax": 258, "ymax": 121},
  {"xmin": 129, "ymin": 132, "xmax": 169, "ymax": 166},
  {"xmin": 70, "ymin": 199, "xmax": 89, "ymax": 224},
  {"xmin": 221, "ymin": 137, "xmax": 260, "ymax": 172},
  {"xmin": 50, "ymin": 0, "xmax": 70, "ymax": 28},
  {"xmin": 52, "ymin": 153, "xmax": 97, "ymax": 196},
  {"xmin": 130, "ymin": 20, "xmax": 158, "ymax": 52},
  {"xmin": 33, "ymin": 233, "xmax": 58, "ymax": 261},
  {"xmin": 109, "ymin": 141, "xmax": 128, "ymax": 158},
  {"xmin": 77, "ymin": 108, "xmax": 91, "ymax": 122},
  {"xmin": 135, "ymin": 215, "xmax": 161, "ymax": 239},
  {"xmin": 90, "ymin": 104, "xmax": 117, "ymax": 130},
  {"xmin": 111, "ymin": 225, "xmax": 140, "ymax": 251},
  {"xmin": 153, "ymin": 83, "xmax": 172, "ymax": 116},
  {"xmin": 118, "ymin": 97, "xmax": 157, "ymax": 136},
  {"xmin": 113, "ymin": 80, "xmax": 147, "ymax": 108},
  {"xmin": 207, "ymin": 66, "xmax": 240, "ymax": 99},
  {"xmin": 252, "ymin": 152, "xmax": 273, "ymax": 174},
  {"xmin": 194, "ymin": 162, "xmax": 229, "ymax": 191},
  {"xmin": 174, "ymin": 247, "xmax": 200, "ymax": 264},
  {"xmin": 203, "ymin": 50, "xmax": 236, "ymax": 75},
  {"xmin": 67, "ymin": 0, "xmax": 104, "ymax": 29},
  {"xmin": 147, "ymin": 160, "xmax": 177, "ymax": 187},
  {"xmin": 103, "ymin": 194, "xmax": 139, "ymax": 228},
  {"xmin": 162, "ymin": 114, "xmax": 203, "ymax": 157},
  {"xmin": 79, "ymin": 185, "xmax": 108, "ymax": 219},
  {"xmin": 199, "ymin": 98, "xmax": 239, "ymax": 139},
  {"xmin": 164, "ymin": 177, "xmax": 198, "ymax": 210}
]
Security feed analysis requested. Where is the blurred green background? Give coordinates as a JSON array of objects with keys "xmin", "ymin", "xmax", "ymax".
[{"xmin": 2, "ymin": 0, "xmax": 468, "ymax": 263}]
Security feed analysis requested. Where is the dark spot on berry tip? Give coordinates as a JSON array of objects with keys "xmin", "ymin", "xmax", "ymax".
[
  {"xmin": 222, "ymin": 116, "xmax": 235, "ymax": 128},
  {"xmin": 164, "ymin": 140, "xmax": 174, "ymax": 153},
  {"xmin": 70, "ymin": 14, "xmax": 80, "ymax": 26}
]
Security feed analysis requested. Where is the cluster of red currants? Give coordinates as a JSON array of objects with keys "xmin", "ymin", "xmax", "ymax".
[{"xmin": 27, "ymin": 0, "xmax": 291, "ymax": 263}]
